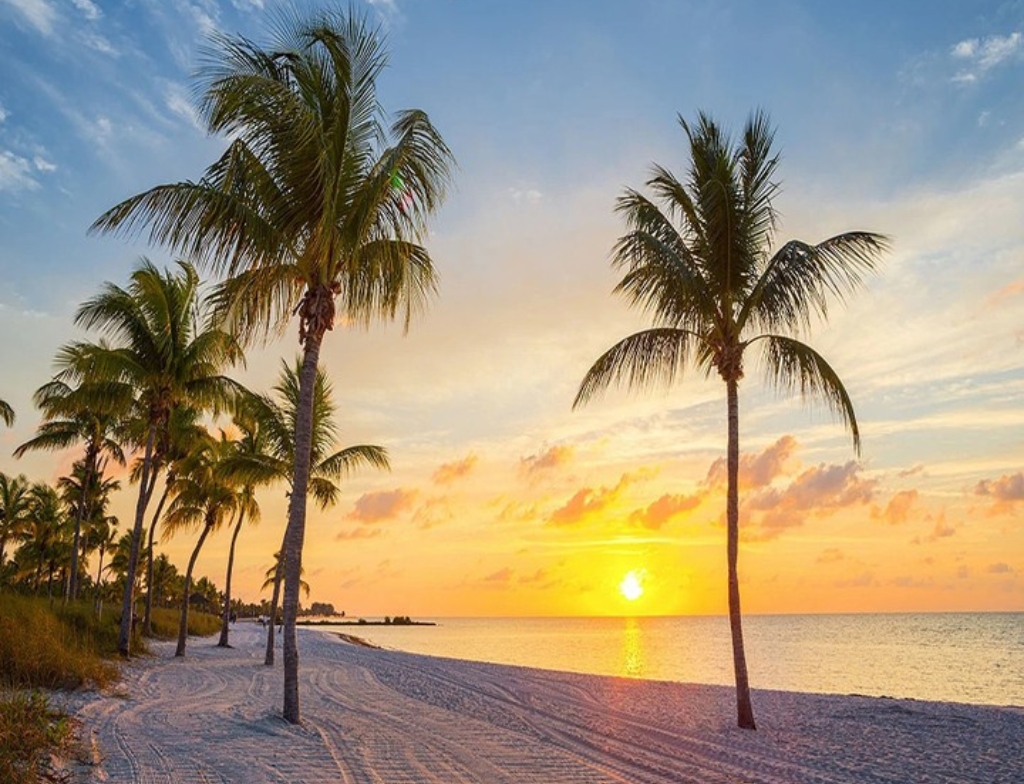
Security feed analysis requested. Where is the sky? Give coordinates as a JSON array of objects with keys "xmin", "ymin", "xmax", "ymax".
[{"xmin": 0, "ymin": 0, "xmax": 1022, "ymax": 618}]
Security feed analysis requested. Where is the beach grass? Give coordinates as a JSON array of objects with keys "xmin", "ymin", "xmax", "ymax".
[
  {"xmin": 0, "ymin": 690, "xmax": 74, "ymax": 784},
  {"xmin": 0, "ymin": 594, "xmax": 120, "ymax": 690},
  {"xmin": 148, "ymin": 606, "xmax": 222, "ymax": 640}
]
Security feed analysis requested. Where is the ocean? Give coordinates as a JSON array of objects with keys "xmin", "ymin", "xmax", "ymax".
[{"xmin": 319, "ymin": 613, "xmax": 1024, "ymax": 707}]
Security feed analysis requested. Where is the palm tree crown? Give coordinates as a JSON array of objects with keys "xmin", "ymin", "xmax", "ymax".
[{"xmin": 576, "ymin": 111, "xmax": 888, "ymax": 730}]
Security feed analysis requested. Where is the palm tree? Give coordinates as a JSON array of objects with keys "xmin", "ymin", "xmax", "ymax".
[
  {"xmin": 226, "ymin": 359, "xmax": 389, "ymax": 664},
  {"xmin": 89, "ymin": 514, "xmax": 119, "ymax": 616},
  {"xmin": 574, "ymin": 111, "xmax": 887, "ymax": 730},
  {"xmin": 15, "ymin": 377, "xmax": 127, "ymax": 601},
  {"xmin": 57, "ymin": 462, "xmax": 121, "ymax": 597},
  {"xmin": 135, "ymin": 406, "xmax": 208, "ymax": 636},
  {"xmin": 15, "ymin": 483, "xmax": 69, "ymax": 598},
  {"xmin": 57, "ymin": 259, "xmax": 243, "ymax": 656},
  {"xmin": 0, "ymin": 399, "xmax": 13, "ymax": 426},
  {"xmin": 0, "ymin": 472, "xmax": 32, "ymax": 573},
  {"xmin": 216, "ymin": 414, "xmax": 263, "ymax": 648},
  {"xmin": 262, "ymin": 550, "xmax": 309, "ymax": 602},
  {"xmin": 90, "ymin": 10, "xmax": 448, "ymax": 721},
  {"xmin": 163, "ymin": 430, "xmax": 237, "ymax": 657}
]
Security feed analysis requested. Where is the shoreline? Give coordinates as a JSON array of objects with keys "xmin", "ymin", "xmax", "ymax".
[{"xmin": 66, "ymin": 624, "xmax": 1024, "ymax": 783}]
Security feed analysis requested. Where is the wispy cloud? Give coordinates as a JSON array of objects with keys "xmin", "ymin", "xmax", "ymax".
[
  {"xmin": 521, "ymin": 444, "xmax": 574, "ymax": 475},
  {"xmin": 951, "ymin": 32, "xmax": 1022, "ymax": 83},
  {"xmin": 432, "ymin": 453, "xmax": 478, "ymax": 485},
  {"xmin": 0, "ymin": 151, "xmax": 40, "ymax": 192},
  {"xmin": 69, "ymin": 0, "xmax": 100, "ymax": 21},
  {"xmin": 2, "ymin": 0, "xmax": 58, "ymax": 36}
]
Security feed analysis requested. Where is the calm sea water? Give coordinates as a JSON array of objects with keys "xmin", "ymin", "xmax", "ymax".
[{"xmin": 321, "ymin": 613, "xmax": 1024, "ymax": 707}]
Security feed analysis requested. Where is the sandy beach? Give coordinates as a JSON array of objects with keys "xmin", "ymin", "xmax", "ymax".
[{"xmin": 65, "ymin": 623, "xmax": 1023, "ymax": 784}]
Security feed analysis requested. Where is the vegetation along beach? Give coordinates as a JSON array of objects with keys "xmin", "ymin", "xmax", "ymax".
[{"xmin": 0, "ymin": 1, "xmax": 1021, "ymax": 782}]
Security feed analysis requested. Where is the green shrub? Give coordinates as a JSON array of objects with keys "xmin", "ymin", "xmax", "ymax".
[{"xmin": 0, "ymin": 691, "xmax": 73, "ymax": 784}]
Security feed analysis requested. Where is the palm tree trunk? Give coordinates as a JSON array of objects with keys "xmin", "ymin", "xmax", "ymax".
[
  {"xmin": 176, "ymin": 520, "xmax": 213, "ymax": 657},
  {"xmin": 143, "ymin": 475, "xmax": 171, "ymax": 637},
  {"xmin": 68, "ymin": 444, "xmax": 99, "ymax": 602},
  {"xmin": 282, "ymin": 333, "xmax": 323, "ymax": 723},
  {"xmin": 218, "ymin": 510, "xmax": 244, "ymax": 647},
  {"xmin": 94, "ymin": 546, "xmax": 106, "ymax": 615},
  {"xmin": 726, "ymin": 377, "xmax": 756, "ymax": 730},
  {"xmin": 119, "ymin": 423, "xmax": 158, "ymax": 657},
  {"xmin": 264, "ymin": 534, "xmax": 286, "ymax": 666}
]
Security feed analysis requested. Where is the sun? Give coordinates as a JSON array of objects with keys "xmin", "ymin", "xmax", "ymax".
[{"xmin": 619, "ymin": 569, "xmax": 645, "ymax": 601}]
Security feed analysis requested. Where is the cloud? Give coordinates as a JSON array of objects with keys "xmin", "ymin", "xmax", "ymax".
[
  {"xmin": 748, "ymin": 461, "xmax": 876, "ymax": 538},
  {"xmin": 521, "ymin": 444, "xmax": 573, "ymax": 475},
  {"xmin": 951, "ymin": 32, "xmax": 1022, "ymax": 83},
  {"xmin": 975, "ymin": 472, "xmax": 1024, "ymax": 512},
  {"xmin": 705, "ymin": 435, "xmax": 797, "ymax": 491},
  {"xmin": 230, "ymin": 0, "xmax": 264, "ymax": 10},
  {"xmin": 482, "ymin": 567, "xmax": 513, "ymax": 584},
  {"xmin": 432, "ymin": 453, "xmax": 478, "ymax": 485},
  {"xmin": 0, "ymin": 151, "xmax": 40, "ymax": 192},
  {"xmin": 836, "ymin": 571, "xmax": 875, "ymax": 588},
  {"xmin": 366, "ymin": 0, "xmax": 401, "ymax": 25},
  {"xmin": 816, "ymin": 548, "xmax": 845, "ymax": 564},
  {"xmin": 2, "ymin": 0, "xmax": 58, "ymax": 35},
  {"xmin": 628, "ymin": 492, "xmax": 701, "ymax": 530},
  {"xmin": 32, "ymin": 156, "xmax": 56, "ymax": 173},
  {"xmin": 69, "ymin": 0, "xmax": 100, "ymax": 20},
  {"xmin": 873, "ymin": 489, "xmax": 919, "ymax": 525},
  {"xmin": 988, "ymin": 279, "xmax": 1024, "ymax": 306},
  {"xmin": 509, "ymin": 187, "xmax": 543, "ymax": 205},
  {"xmin": 347, "ymin": 488, "xmax": 417, "ymax": 522},
  {"xmin": 986, "ymin": 562, "xmax": 1014, "ymax": 574},
  {"xmin": 548, "ymin": 472, "xmax": 632, "ymax": 526},
  {"xmin": 918, "ymin": 513, "xmax": 956, "ymax": 543},
  {"xmin": 0, "ymin": 104, "xmax": 6, "ymax": 123},
  {"xmin": 335, "ymin": 526, "xmax": 383, "ymax": 541}
]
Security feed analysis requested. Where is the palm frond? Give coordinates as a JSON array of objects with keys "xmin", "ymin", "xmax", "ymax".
[
  {"xmin": 574, "ymin": 328, "xmax": 705, "ymax": 409},
  {"xmin": 754, "ymin": 334, "xmax": 861, "ymax": 453}
]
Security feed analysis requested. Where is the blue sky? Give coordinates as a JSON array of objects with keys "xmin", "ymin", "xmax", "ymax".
[{"xmin": 1, "ymin": 0, "xmax": 1022, "ymax": 615}]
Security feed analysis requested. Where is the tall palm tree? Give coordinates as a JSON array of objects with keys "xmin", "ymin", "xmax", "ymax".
[
  {"xmin": 56, "ymin": 259, "xmax": 243, "ymax": 656},
  {"xmin": 216, "ymin": 414, "xmax": 263, "ymax": 648},
  {"xmin": 15, "ymin": 377, "xmax": 127, "ymax": 601},
  {"xmin": 91, "ymin": 10, "xmax": 449, "ymax": 721},
  {"xmin": 0, "ymin": 472, "xmax": 32, "ymax": 573},
  {"xmin": 57, "ymin": 462, "xmax": 121, "ymax": 597},
  {"xmin": 225, "ymin": 359, "xmax": 389, "ymax": 664},
  {"xmin": 162, "ymin": 430, "xmax": 237, "ymax": 657},
  {"xmin": 134, "ymin": 406, "xmax": 208, "ymax": 636},
  {"xmin": 574, "ymin": 111, "xmax": 887, "ymax": 730},
  {"xmin": 0, "ymin": 399, "xmax": 13, "ymax": 426}
]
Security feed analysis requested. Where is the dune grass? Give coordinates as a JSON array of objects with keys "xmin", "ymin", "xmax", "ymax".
[
  {"xmin": 148, "ymin": 606, "xmax": 222, "ymax": 639},
  {"xmin": 0, "ymin": 691, "xmax": 74, "ymax": 784},
  {"xmin": 0, "ymin": 594, "xmax": 120, "ymax": 690}
]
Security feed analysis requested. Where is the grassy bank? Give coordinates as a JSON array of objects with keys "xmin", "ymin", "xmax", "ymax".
[{"xmin": 0, "ymin": 595, "xmax": 221, "ymax": 783}]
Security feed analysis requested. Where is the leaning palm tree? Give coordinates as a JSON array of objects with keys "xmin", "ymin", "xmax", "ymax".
[
  {"xmin": 57, "ymin": 259, "xmax": 243, "ymax": 656},
  {"xmin": 91, "ymin": 9, "xmax": 450, "ymax": 721},
  {"xmin": 162, "ymin": 429, "xmax": 237, "ymax": 657},
  {"xmin": 15, "ymin": 377, "xmax": 128, "ymax": 601},
  {"xmin": 574, "ymin": 111, "xmax": 887, "ymax": 730},
  {"xmin": 225, "ymin": 359, "xmax": 389, "ymax": 664}
]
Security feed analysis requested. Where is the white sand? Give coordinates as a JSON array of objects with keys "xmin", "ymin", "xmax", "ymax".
[{"xmin": 66, "ymin": 623, "xmax": 1023, "ymax": 783}]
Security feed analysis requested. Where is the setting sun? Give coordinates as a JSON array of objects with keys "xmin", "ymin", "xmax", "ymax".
[{"xmin": 619, "ymin": 570, "xmax": 645, "ymax": 601}]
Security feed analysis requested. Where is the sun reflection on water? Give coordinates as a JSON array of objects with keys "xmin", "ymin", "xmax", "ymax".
[{"xmin": 621, "ymin": 617, "xmax": 644, "ymax": 678}]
